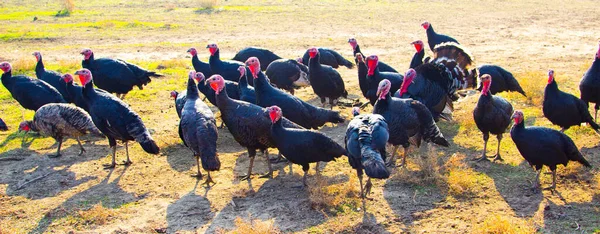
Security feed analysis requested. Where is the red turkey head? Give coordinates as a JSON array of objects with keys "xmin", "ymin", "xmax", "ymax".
[
  {"xmin": 245, "ymin": 57, "xmax": 261, "ymax": 78},
  {"xmin": 352, "ymin": 107, "xmax": 361, "ymax": 116},
  {"xmin": 32, "ymin": 51, "xmax": 42, "ymax": 61},
  {"xmin": 308, "ymin": 47, "xmax": 319, "ymax": 58},
  {"xmin": 188, "ymin": 70, "xmax": 196, "ymax": 81},
  {"xmin": 356, "ymin": 53, "xmax": 364, "ymax": 63},
  {"xmin": 206, "ymin": 75, "xmax": 225, "ymax": 94},
  {"xmin": 267, "ymin": 105, "xmax": 283, "ymax": 123},
  {"xmin": 62, "ymin": 74, "xmax": 74, "ymax": 83},
  {"xmin": 80, "ymin": 48, "xmax": 93, "ymax": 60},
  {"xmin": 0, "ymin": 62, "xmax": 11, "ymax": 73},
  {"xmin": 511, "ymin": 110, "xmax": 524, "ymax": 124},
  {"xmin": 74, "ymin": 69, "xmax": 93, "ymax": 86},
  {"xmin": 480, "ymin": 74, "xmax": 492, "ymax": 95},
  {"xmin": 376, "ymin": 79, "xmax": 391, "ymax": 100},
  {"xmin": 421, "ymin": 21, "xmax": 430, "ymax": 30},
  {"xmin": 366, "ymin": 55, "xmax": 379, "ymax": 76},
  {"xmin": 398, "ymin": 69, "xmax": 417, "ymax": 97},
  {"xmin": 194, "ymin": 71, "xmax": 205, "ymax": 83},
  {"xmin": 170, "ymin": 91, "xmax": 178, "ymax": 99},
  {"xmin": 187, "ymin": 47, "xmax": 197, "ymax": 56},
  {"xmin": 238, "ymin": 66, "xmax": 246, "ymax": 78},
  {"xmin": 411, "ymin": 40, "xmax": 424, "ymax": 52},
  {"xmin": 18, "ymin": 121, "xmax": 31, "ymax": 132},
  {"xmin": 348, "ymin": 38, "xmax": 358, "ymax": 49},
  {"xmin": 547, "ymin": 69, "xmax": 555, "ymax": 84},
  {"xmin": 206, "ymin": 43, "xmax": 218, "ymax": 56}
]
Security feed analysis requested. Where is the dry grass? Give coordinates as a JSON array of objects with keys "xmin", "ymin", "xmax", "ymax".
[
  {"xmin": 472, "ymin": 215, "xmax": 537, "ymax": 234},
  {"xmin": 218, "ymin": 216, "xmax": 280, "ymax": 234},
  {"xmin": 197, "ymin": 0, "xmax": 219, "ymax": 9},
  {"xmin": 308, "ymin": 174, "xmax": 361, "ymax": 215}
]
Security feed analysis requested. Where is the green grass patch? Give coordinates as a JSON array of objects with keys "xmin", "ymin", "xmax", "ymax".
[
  {"xmin": 0, "ymin": 31, "xmax": 56, "ymax": 41},
  {"xmin": 0, "ymin": 11, "xmax": 56, "ymax": 21}
]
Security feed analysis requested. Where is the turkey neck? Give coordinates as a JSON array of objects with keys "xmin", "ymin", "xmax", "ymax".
[
  {"xmin": 82, "ymin": 80, "xmax": 98, "ymax": 101},
  {"xmin": 426, "ymin": 25, "xmax": 436, "ymax": 37},
  {"xmin": 82, "ymin": 54, "xmax": 94, "ymax": 68},
  {"xmin": 209, "ymin": 49, "xmax": 221, "ymax": 65},
  {"xmin": 254, "ymin": 70, "xmax": 276, "ymax": 92},
  {"xmin": 353, "ymin": 45, "xmax": 362, "ymax": 58},
  {"xmin": 214, "ymin": 84, "xmax": 232, "ymax": 108},
  {"xmin": 308, "ymin": 53, "xmax": 321, "ymax": 69},
  {"xmin": 545, "ymin": 79, "xmax": 559, "ymax": 96},
  {"xmin": 512, "ymin": 120, "xmax": 525, "ymax": 130},
  {"xmin": 271, "ymin": 118, "xmax": 285, "ymax": 137},
  {"xmin": 186, "ymin": 78, "xmax": 200, "ymax": 100},
  {"xmin": 1, "ymin": 70, "xmax": 13, "ymax": 88},
  {"xmin": 35, "ymin": 56, "xmax": 45, "ymax": 77},
  {"xmin": 28, "ymin": 121, "xmax": 39, "ymax": 132}
]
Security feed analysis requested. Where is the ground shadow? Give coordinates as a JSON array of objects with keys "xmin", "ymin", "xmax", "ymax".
[
  {"xmin": 205, "ymin": 172, "xmax": 347, "ymax": 232},
  {"xmin": 166, "ymin": 180, "xmax": 214, "ymax": 232},
  {"xmin": 0, "ymin": 141, "xmax": 106, "ymax": 200},
  {"xmin": 30, "ymin": 167, "xmax": 145, "ymax": 233},
  {"xmin": 542, "ymin": 193, "xmax": 600, "ymax": 232}
]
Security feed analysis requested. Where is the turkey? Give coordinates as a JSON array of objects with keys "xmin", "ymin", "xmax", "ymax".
[
  {"xmin": 472, "ymin": 74, "xmax": 514, "ymax": 162},
  {"xmin": 409, "ymin": 40, "xmax": 426, "ymax": 69},
  {"xmin": 267, "ymin": 105, "xmax": 346, "ymax": 186},
  {"xmin": 193, "ymin": 71, "xmax": 240, "ymax": 107},
  {"xmin": 307, "ymin": 47, "xmax": 348, "ymax": 109},
  {"xmin": 510, "ymin": 110, "xmax": 592, "ymax": 191},
  {"xmin": 476, "ymin": 65, "xmax": 526, "ymax": 96},
  {"xmin": 431, "ymin": 42, "xmax": 476, "ymax": 87},
  {"xmin": 421, "ymin": 21, "xmax": 460, "ymax": 52},
  {"xmin": 348, "ymin": 38, "xmax": 397, "ymax": 72},
  {"xmin": 237, "ymin": 66, "xmax": 256, "ymax": 104},
  {"xmin": 187, "ymin": 47, "xmax": 213, "ymax": 78},
  {"xmin": 170, "ymin": 90, "xmax": 187, "ymax": 118},
  {"xmin": 206, "ymin": 75, "xmax": 301, "ymax": 180},
  {"xmin": 265, "ymin": 58, "xmax": 310, "ymax": 95},
  {"xmin": 248, "ymin": 57, "xmax": 345, "ymax": 129},
  {"xmin": 0, "ymin": 118, "xmax": 8, "ymax": 131},
  {"xmin": 74, "ymin": 68, "xmax": 160, "ymax": 168},
  {"xmin": 301, "ymin": 47, "xmax": 354, "ymax": 69},
  {"xmin": 232, "ymin": 47, "xmax": 283, "ymax": 71},
  {"xmin": 394, "ymin": 66, "xmax": 456, "ymax": 121},
  {"xmin": 180, "ymin": 71, "xmax": 219, "ymax": 186},
  {"xmin": 0, "ymin": 62, "xmax": 66, "ymax": 117},
  {"xmin": 33, "ymin": 52, "xmax": 71, "ymax": 103},
  {"xmin": 80, "ymin": 48, "xmax": 162, "ymax": 99},
  {"xmin": 579, "ymin": 42, "xmax": 600, "ymax": 122},
  {"xmin": 543, "ymin": 70, "xmax": 600, "ymax": 134},
  {"xmin": 18, "ymin": 103, "xmax": 104, "ymax": 157},
  {"xmin": 346, "ymin": 107, "xmax": 389, "ymax": 203},
  {"xmin": 373, "ymin": 78, "xmax": 449, "ymax": 167},
  {"xmin": 206, "ymin": 43, "xmax": 245, "ymax": 82},
  {"xmin": 365, "ymin": 55, "xmax": 403, "ymax": 105},
  {"xmin": 61, "ymin": 74, "xmax": 107, "ymax": 112},
  {"xmin": 355, "ymin": 54, "xmax": 369, "ymax": 99}
]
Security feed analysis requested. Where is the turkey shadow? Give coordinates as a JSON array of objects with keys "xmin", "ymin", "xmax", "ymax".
[
  {"xmin": 383, "ymin": 170, "xmax": 446, "ymax": 228},
  {"xmin": 30, "ymin": 167, "xmax": 145, "ymax": 233},
  {"xmin": 0, "ymin": 144, "xmax": 104, "ymax": 200},
  {"xmin": 0, "ymin": 131, "xmax": 35, "ymax": 148},
  {"xmin": 205, "ymin": 173, "xmax": 349, "ymax": 233},
  {"xmin": 541, "ymin": 193, "xmax": 600, "ymax": 232},
  {"xmin": 342, "ymin": 212, "xmax": 392, "ymax": 233},
  {"xmin": 161, "ymin": 143, "xmax": 195, "ymax": 172},
  {"xmin": 231, "ymin": 150, "xmax": 277, "ymax": 185},
  {"xmin": 166, "ymin": 180, "xmax": 214, "ymax": 232},
  {"xmin": 473, "ymin": 160, "xmax": 543, "ymax": 217}
]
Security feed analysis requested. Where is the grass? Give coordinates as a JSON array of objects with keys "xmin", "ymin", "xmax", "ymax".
[
  {"xmin": 472, "ymin": 215, "xmax": 537, "ymax": 234},
  {"xmin": 308, "ymin": 174, "xmax": 361, "ymax": 215}
]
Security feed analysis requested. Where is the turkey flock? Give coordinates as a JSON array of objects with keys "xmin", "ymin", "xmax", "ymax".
[{"xmin": 2, "ymin": 21, "xmax": 599, "ymax": 208}]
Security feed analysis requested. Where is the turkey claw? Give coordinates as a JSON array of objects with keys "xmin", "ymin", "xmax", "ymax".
[
  {"xmin": 122, "ymin": 160, "xmax": 133, "ymax": 166},
  {"xmin": 259, "ymin": 172, "xmax": 272, "ymax": 179},
  {"xmin": 103, "ymin": 163, "xmax": 116, "ymax": 169},
  {"xmin": 47, "ymin": 153, "xmax": 62, "ymax": 158},
  {"xmin": 202, "ymin": 177, "xmax": 215, "ymax": 187},
  {"xmin": 239, "ymin": 174, "xmax": 252, "ymax": 181},
  {"xmin": 472, "ymin": 155, "xmax": 490, "ymax": 162},
  {"xmin": 491, "ymin": 155, "xmax": 504, "ymax": 162},
  {"xmin": 78, "ymin": 149, "xmax": 86, "ymax": 156}
]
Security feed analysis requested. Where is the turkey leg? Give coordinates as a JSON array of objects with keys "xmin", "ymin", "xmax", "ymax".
[
  {"xmin": 474, "ymin": 133, "xmax": 490, "ymax": 161},
  {"xmin": 76, "ymin": 137, "xmax": 86, "ymax": 155},
  {"xmin": 48, "ymin": 138, "xmax": 63, "ymax": 158},
  {"xmin": 240, "ymin": 150, "xmax": 256, "ymax": 181},
  {"xmin": 490, "ymin": 134, "xmax": 504, "ymax": 161},
  {"xmin": 202, "ymin": 171, "xmax": 215, "ymax": 187},
  {"xmin": 358, "ymin": 172, "xmax": 366, "ymax": 210},
  {"xmin": 103, "ymin": 145, "xmax": 117, "ymax": 169},
  {"xmin": 123, "ymin": 141, "xmax": 132, "ymax": 165},
  {"xmin": 543, "ymin": 169, "xmax": 557, "ymax": 191},
  {"xmin": 259, "ymin": 149, "xmax": 273, "ymax": 178},
  {"xmin": 385, "ymin": 145, "xmax": 399, "ymax": 167},
  {"xmin": 192, "ymin": 155, "xmax": 203, "ymax": 179},
  {"xmin": 399, "ymin": 147, "xmax": 409, "ymax": 167}
]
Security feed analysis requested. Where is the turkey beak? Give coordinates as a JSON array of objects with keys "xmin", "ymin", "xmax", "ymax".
[{"xmin": 186, "ymin": 48, "xmax": 192, "ymax": 53}]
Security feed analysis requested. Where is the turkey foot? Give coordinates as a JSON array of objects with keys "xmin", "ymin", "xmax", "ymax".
[
  {"xmin": 364, "ymin": 179, "xmax": 373, "ymax": 197},
  {"xmin": 191, "ymin": 173, "xmax": 203, "ymax": 179},
  {"xmin": 47, "ymin": 153, "xmax": 62, "ymax": 158},
  {"xmin": 78, "ymin": 148, "xmax": 86, "ymax": 156},
  {"xmin": 258, "ymin": 172, "xmax": 272, "ymax": 179},
  {"xmin": 488, "ymin": 154, "xmax": 503, "ymax": 161},
  {"xmin": 202, "ymin": 173, "xmax": 215, "ymax": 187},
  {"xmin": 103, "ymin": 163, "xmax": 116, "ymax": 169},
  {"xmin": 239, "ymin": 174, "xmax": 252, "ymax": 181},
  {"xmin": 472, "ymin": 155, "xmax": 490, "ymax": 162},
  {"xmin": 122, "ymin": 160, "xmax": 133, "ymax": 166}
]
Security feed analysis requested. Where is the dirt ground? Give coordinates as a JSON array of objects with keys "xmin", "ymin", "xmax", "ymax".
[{"xmin": 0, "ymin": 0, "xmax": 599, "ymax": 233}]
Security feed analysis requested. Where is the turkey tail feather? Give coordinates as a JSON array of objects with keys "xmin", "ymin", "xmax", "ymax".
[
  {"xmin": 358, "ymin": 126, "xmax": 390, "ymax": 179},
  {"xmin": 411, "ymin": 100, "xmax": 449, "ymax": 147},
  {"xmin": 433, "ymin": 42, "xmax": 474, "ymax": 70},
  {"xmin": 139, "ymin": 138, "xmax": 160, "ymax": 154}
]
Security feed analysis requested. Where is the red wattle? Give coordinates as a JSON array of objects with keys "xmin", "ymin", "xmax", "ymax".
[
  {"xmin": 269, "ymin": 112, "xmax": 278, "ymax": 123},
  {"xmin": 210, "ymin": 82, "xmax": 219, "ymax": 92},
  {"xmin": 209, "ymin": 48, "xmax": 217, "ymax": 56},
  {"xmin": 367, "ymin": 60, "xmax": 377, "ymax": 76},
  {"xmin": 78, "ymin": 75, "xmax": 86, "ymax": 85},
  {"xmin": 548, "ymin": 76, "xmax": 553, "ymax": 84},
  {"xmin": 309, "ymin": 51, "xmax": 317, "ymax": 58},
  {"xmin": 414, "ymin": 43, "xmax": 423, "ymax": 52}
]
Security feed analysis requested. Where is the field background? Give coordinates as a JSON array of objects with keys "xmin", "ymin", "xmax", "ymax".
[{"xmin": 1, "ymin": 0, "xmax": 599, "ymax": 233}]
